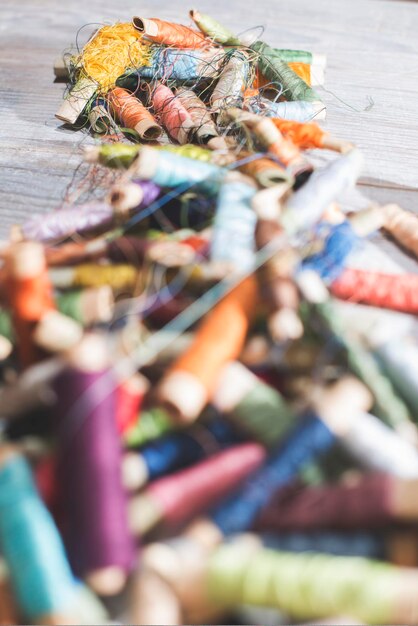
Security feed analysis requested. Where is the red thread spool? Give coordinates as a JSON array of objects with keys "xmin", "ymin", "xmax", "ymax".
[
  {"xmin": 331, "ymin": 268, "xmax": 418, "ymax": 314},
  {"xmin": 128, "ymin": 443, "xmax": 266, "ymax": 535},
  {"xmin": 115, "ymin": 373, "xmax": 148, "ymax": 435},
  {"xmin": 6, "ymin": 242, "xmax": 55, "ymax": 367},
  {"xmin": 108, "ymin": 87, "xmax": 162, "ymax": 140},
  {"xmin": 132, "ymin": 16, "xmax": 209, "ymax": 49},
  {"xmin": 254, "ymin": 473, "xmax": 394, "ymax": 532},
  {"xmin": 152, "ymin": 84, "xmax": 195, "ymax": 144}
]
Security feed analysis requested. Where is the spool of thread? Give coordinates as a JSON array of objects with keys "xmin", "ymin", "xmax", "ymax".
[
  {"xmin": 331, "ymin": 268, "xmax": 418, "ymax": 314},
  {"xmin": 123, "ymin": 407, "xmax": 173, "ymax": 448},
  {"xmin": 206, "ymin": 541, "xmax": 418, "ymax": 623},
  {"xmin": 313, "ymin": 380, "xmax": 418, "ymax": 474},
  {"xmin": 246, "ymin": 96, "xmax": 326, "ymax": 122},
  {"xmin": 210, "ymin": 413, "xmax": 335, "ymax": 536},
  {"xmin": 116, "ymin": 373, "xmax": 149, "ymax": 435},
  {"xmin": 211, "ymin": 51, "xmax": 250, "ymax": 111},
  {"xmin": 251, "ymin": 41, "xmax": 320, "ymax": 102},
  {"xmin": 309, "ymin": 292, "xmax": 413, "ymax": 431},
  {"xmin": 175, "ymin": 88, "xmax": 221, "ymax": 145},
  {"xmin": 132, "ymin": 146, "xmax": 224, "ymax": 195},
  {"xmin": 152, "ymin": 83, "xmax": 195, "ymax": 144},
  {"xmin": 49, "ymin": 263, "xmax": 138, "ymax": 291},
  {"xmin": 32, "ymin": 309, "xmax": 83, "ymax": 355},
  {"xmin": 189, "ymin": 10, "xmax": 241, "ymax": 45},
  {"xmin": 135, "ymin": 46, "xmax": 225, "ymax": 82},
  {"xmin": 128, "ymin": 443, "xmax": 266, "ymax": 535},
  {"xmin": 254, "ymin": 472, "xmax": 418, "ymax": 532},
  {"xmin": 157, "ymin": 275, "xmax": 258, "ymax": 422},
  {"xmin": 302, "ymin": 221, "xmax": 359, "ymax": 284},
  {"xmin": 55, "ymin": 76, "xmax": 97, "ymax": 125},
  {"xmin": 382, "ymin": 203, "xmax": 418, "ymax": 258},
  {"xmin": 84, "ymin": 143, "xmax": 141, "ymax": 169},
  {"xmin": 53, "ymin": 335, "xmax": 135, "ymax": 595},
  {"xmin": 88, "ymin": 98, "xmax": 115, "ymax": 134},
  {"xmin": 261, "ymin": 530, "xmax": 386, "ymax": 560},
  {"xmin": 5, "ymin": 242, "xmax": 55, "ymax": 367},
  {"xmin": 122, "ymin": 416, "xmax": 241, "ymax": 490},
  {"xmin": 132, "ymin": 16, "xmax": 209, "ymax": 48},
  {"xmin": 108, "ymin": 87, "xmax": 162, "ymax": 140},
  {"xmin": 282, "ymin": 148, "xmax": 364, "ymax": 235},
  {"xmin": 271, "ymin": 118, "xmax": 352, "ymax": 152},
  {"xmin": 212, "ymin": 361, "xmax": 294, "ymax": 447},
  {"xmin": 109, "ymin": 179, "xmax": 161, "ymax": 215},
  {"xmin": 0, "ymin": 308, "xmax": 13, "ymax": 360},
  {"xmin": 56, "ymin": 287, "xmax": 114, "ymax": 326},
  {"xmin": 129, "ymin": 569, "xmax": 182, "ymax": 626},
  {"xmin": 238, "ymin": 152, "xmax": 291, "ymax": 187},
  {"xmin": 0, "ymin": 449, "xmax": 76, "ymax": 622},
  {"xmin": 22, "ymin": 202, "xmax": 119, "ymax": 243},
  {"xmin": 211, "ymin": 172, "xmax": 257, "ymax": 272}
]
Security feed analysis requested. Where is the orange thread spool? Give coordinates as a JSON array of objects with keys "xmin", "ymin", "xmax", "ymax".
[
  {"xmin": 108, "ymin": 87, "xmax": 162, "ymax": 140},
  {"xmin": 238, "ymin": 152, "xmax": 289, "ymax": 186},
  {"xmin": 383, "ymin": 204, "xmax": 418, "ymax": 259},
  {"xmin": 254, "ymin": 62, "xmax": 312, "ymax": 88},
  {"xmin": 132, "ymin": 17, "xmax": 209, "ymax": 49},
  {"xmin": 6, "ymin": 242, "xmax": 55, "ymax": 367},
  {"xmin": 331, "ymin": 268, "xmax": 418, "ymax": 314},
  {"xmin": 271, "ymin": 118, "xmax": 326, "ymax": 149},
  {"xmin": 158, "ymin": 276, "xmax": 259, "ymax": 422}
]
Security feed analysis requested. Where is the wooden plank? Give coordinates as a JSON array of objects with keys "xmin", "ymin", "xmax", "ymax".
[{"xmin": 0, "ymin": 0, "xmax": 417, "ymax": 238}]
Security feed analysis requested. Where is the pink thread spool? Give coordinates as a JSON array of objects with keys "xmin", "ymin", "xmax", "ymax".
[{"xmin": 152, "ymin": 84, "xmax": 195, "ymax": 144}]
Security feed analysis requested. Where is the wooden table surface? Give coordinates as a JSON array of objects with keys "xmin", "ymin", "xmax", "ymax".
[{"xmin": 0, "ymin": 0, "xmax": 417, "ymax": 240}]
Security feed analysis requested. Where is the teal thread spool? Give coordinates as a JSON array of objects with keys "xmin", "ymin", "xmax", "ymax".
[
  {"xmin": 210, "ymin": 174, "xmax": 257, "ymax": 272},
  {"xmin": 134, "ymin": 146, "xmax": 224, "ymax": 196},
  {"xmin": 207, "ymin": 542, "xmax": 406, "ymax": 624},
  {"xmin": 251, "ymin": 41, "xmax": 320, "ymax": 102},
  {"xmin": 0, "ymin": 453, "xmax": 75, "ymax": 621}
]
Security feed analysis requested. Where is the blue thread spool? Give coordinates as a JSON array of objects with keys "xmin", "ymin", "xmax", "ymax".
[
  {"xmin": 248, "ymin": 97, "xmax": 325, "ymax": 122},
  {"xmin": 124, "ymin": 416, "xmax": 242, "ymax": 489},
  {"xmin": 139, "ymin": 47, "xmax": 221, "ymax": 82},
  {"xmin": 0, "ymin": 453, "xmax": 75, "ymax": 621},
  {"xmin": 136, "ymin": 147, "xmax": 224, "ymax": 195},
  {"xmin": 301, "ymin": 221, "xmax": 358, "ymax": 283},
  {"xmin": 210, "ymin": 414, "xmax": 335, "ymax": 535},
  {"xmin": 211, "ymin": 174, "xmax": 257, "ymax": 272}
]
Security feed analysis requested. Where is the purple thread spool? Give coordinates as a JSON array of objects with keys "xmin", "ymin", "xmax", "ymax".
[{"xmin": 53, "ymin": 334, "xmax": 135, "ymax": 596}]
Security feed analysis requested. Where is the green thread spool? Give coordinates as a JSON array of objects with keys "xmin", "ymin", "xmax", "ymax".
[
  {"xmin": 315, "ymin": 300, "xmax": 412, "ymax": 430},
  {"xmin": 190, "ymin": 10, "xmax": 241, "ymax": 46},
  {"xmin": 207, "ymin": 543, "xmax": 402, "ymax": 624},
  {"xmin": 251, "ymin": 41, "xmax": 320, "ymax": 102},
  {"xmin": 212, "ymin": 362, "xmax": 294, "ymax": 447},
  {"xmin": 56, "ymin": 288, "xmax": 114, "ymax": 326},
  {"xmin": 84, "ymin": 143, "xmax": 141, "ymax": 168},
  {"xmin": 272, "ymin": 48, "xmax": 313, "ymax": 64},
  {"xmin": 0, "ymin": 309, "xmax": 13, "ymax": 341},
  {"xmin": 124, "ymin": 408, "xmax": 172, "ymax": 448},
  {"xmin": 158, "ymin": 144, "xmax": 214, "ymax": 163}
]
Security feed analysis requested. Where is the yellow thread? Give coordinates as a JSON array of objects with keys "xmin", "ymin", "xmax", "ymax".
[
  {"xmin": 78, "ymin": 23, "xmax": 152, "ymax": 92},
  {"xmin": 73, "ymin": 264, "xmax": 138, "ymax": 289}
]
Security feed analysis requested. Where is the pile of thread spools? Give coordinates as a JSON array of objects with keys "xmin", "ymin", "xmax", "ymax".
[{"xmin": 1, "ymin": 9, "xmax": 418, "ymax": 625}]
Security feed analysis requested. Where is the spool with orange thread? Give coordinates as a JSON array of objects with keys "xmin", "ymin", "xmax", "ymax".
[
  {"xmin": 152, "ymin": 84, "xmax": 195, "ymax": 145},
  {"xmin": 132, "ymin": 16, "xmax": 209, "ymax": 48},
  {"xmin": 271, "ymin": 118, "xmax": 352, "ymax": 153},
  {"xmin": 5, "ymin": 242, "xmax": 55, "ymax": 368},
  {"xmin": 238, "ymin": 151, "xmax": 291, "ymax": 187},
  {"xmin": 108, "ymin": 87, "xmax": 162, "ymax": 140},
  {"xmin": 254, "ymin": 63, "xmax": 312, "ymax": 88},
  {"xmin": 157, "ymin": 275, "xmax": 259, "ymax": 422}
]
